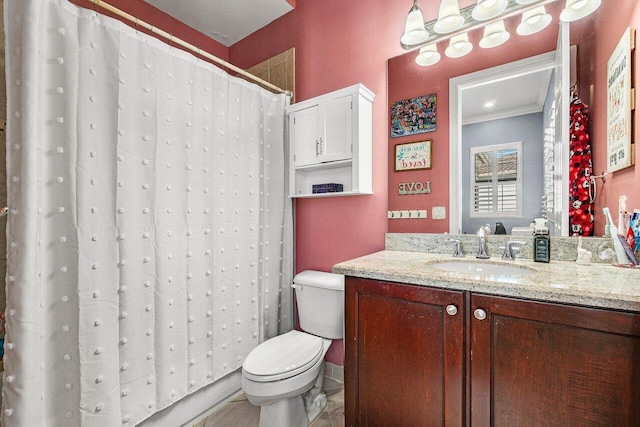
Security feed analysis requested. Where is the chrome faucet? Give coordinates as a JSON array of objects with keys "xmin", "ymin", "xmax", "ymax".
[
  {"xmin": 447, "ymin": 238, "xmax": 464, "ymax": 257},
  {"xmin": 476, "ymin": 224, "xmax": 491, "ymax": 259},
  {"xmin": 501, "ymin": 241, "xmax": 526, "ymax": 260}
]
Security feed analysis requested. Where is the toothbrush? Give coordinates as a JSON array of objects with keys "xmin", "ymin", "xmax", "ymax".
[{"xmin": 604, "ymin": 207, "xmax": 631, "ymax": 264}]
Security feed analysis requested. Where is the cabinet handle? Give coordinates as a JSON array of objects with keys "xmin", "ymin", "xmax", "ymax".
[
  {"xmin": 473, "ymin": 308, "xmax": 487, "ymax": 321},
  {"xmin": 319, "ymin": 137, "xmax": 323, "ymax": 155},
  {"xmin": 445, "ymin": 304, "xmax": 458, "ymax": 316},
  {"xmin": 315, "ymin": 139, "xmax": 320, "ymax": 156}
]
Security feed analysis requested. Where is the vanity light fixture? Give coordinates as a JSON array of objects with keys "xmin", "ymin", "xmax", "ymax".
[
  {"xmin": 516, "ymin": 6, "xmax": 552, "ymax": 35},
  {"xmin": 403, "ymin": 0, "xmax": 601, "ymax": 66},
  {"xmin": 401, "ymin": 0, "xmax": 430, "ymax": 46},
  {"xmin": 415, "ymin": 44, "xmax": 442, "ymax": 66},
  {"xmin": 479, "ymin": 20, "xmax": 510, "ymax": 48},
  {"xmin": 433, "ymin": 0, "xmax": 465, "ymax": 34},
  {"xmin": 559, "ymin": 0, "xmax": 601, "ymax": 22},
  {"xmin": 472, "ymin": 0, "xmax": 508, "ymax": 21},
  {"xmin": 445, "ymin": 33, "xmax": 473, "ymax": 58}
]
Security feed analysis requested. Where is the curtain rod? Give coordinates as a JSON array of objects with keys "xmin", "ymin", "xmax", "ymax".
[{"xmin": 86, "ymin": 0, "xmax": 292, "ymax": 97}]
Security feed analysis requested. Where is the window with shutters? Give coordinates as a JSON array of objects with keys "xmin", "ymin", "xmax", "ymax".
[{"xmin": 470, "ymin": 142, "xmax": 523, "ymax": 218}]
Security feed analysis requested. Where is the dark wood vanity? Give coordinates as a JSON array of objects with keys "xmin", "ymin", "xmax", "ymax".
[{"xmin": 344, "ymin": 277, "xmax": 640, "ymax": 427}]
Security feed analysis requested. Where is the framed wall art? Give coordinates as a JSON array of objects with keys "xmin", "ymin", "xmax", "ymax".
[
  {"xmin": 395, "ymin": 140, "xmax": 432, "ymax": 171},
  {"xmin": 607, "ymin": 27, "xmax": 636, "ymax": 173},
  {"xmin": 391, "ymin": 93, "xmax": 436, "ymax": 137}
]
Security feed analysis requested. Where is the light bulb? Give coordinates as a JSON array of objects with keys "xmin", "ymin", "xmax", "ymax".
[
  {"xmin": 480, "ymin": 20, "xmax": 510, "ymax": 48},
  {"xmin": 560, "ymin": 0, "xmax": 601, "ymax": 22},
  {"xmin": 517, "ymin": 6, "xmax": 552, "ymax": 36},
  {"xmin": 445, "ymin": 33, "xmax": 473, "ymax": 58},
  {"xmin": 415, "ymin": 44, "xmax": 441, "ymax": 66},
  {"xmin": 434, "ymin": 0, "xmax": 465, "ymax": 34},
  {"xmin": 401, "ymin": 0, "xmax": 429, "ymax": 46},
  {"xmin": 472, "ymin": 0, "xmax": 508, "ymax": 21}
]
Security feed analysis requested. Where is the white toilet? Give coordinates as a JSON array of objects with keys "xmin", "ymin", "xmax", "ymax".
[{"xmin": 242, "ymin": 270, "xmax": 344, "ymax": 427}]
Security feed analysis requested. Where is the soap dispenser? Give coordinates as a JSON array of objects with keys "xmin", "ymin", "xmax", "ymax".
[{"xmin": 533, "ymin": 218, "xmax": 550, "ymax": 263}]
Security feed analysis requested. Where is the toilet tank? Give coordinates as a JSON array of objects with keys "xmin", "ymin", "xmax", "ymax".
[{"xmin": 293, "ymin": 270, "xmax": 344, "ymax": 339}]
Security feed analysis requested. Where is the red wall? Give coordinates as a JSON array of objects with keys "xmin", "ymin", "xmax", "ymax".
[
  {"xmin": 230, "ymin": 0, "xmax": 412, "ymax": 364},
  {"xmin": 583, "ymin": 0, "xmax": 640, "ymax": 235},
  {"xmin": 72, "ymin": 0, "xmax": 640, "ymax": 367},
  {"xmin": 71, "ymin": 0, "xmax": 401, "ymax": 367},
  {"xmin": 388, "ymin": 1, "xmax": 566, "ymax": 233},
  {"xmin": 388, "ymin": 0, "xmax": 640, "ymax": 236}
]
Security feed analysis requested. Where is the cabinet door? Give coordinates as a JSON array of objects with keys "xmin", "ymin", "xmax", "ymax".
[
  {"xmin": 345, "ymin": 277, "xmax": 464, "ymax": 427},
  {"xmin": 291, "ymin": 105, "xmax": 320, "ymax": 167},
  {"xmin": 320, "ymin": 95, "xmax": 353, "ymax": 163},
  {"xmin": 470, "ymin": 294, "xmax": 640, "ymax": 427}
]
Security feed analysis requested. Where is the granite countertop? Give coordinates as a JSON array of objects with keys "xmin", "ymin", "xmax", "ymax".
[{"xmin": 333, "ymin": 250, "xmax": 640, "ymax": 312}]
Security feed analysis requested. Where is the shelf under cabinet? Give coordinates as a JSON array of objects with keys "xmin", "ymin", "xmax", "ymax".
[
  {"xmin": 291, "ymin": 161, "xmax": 359, "ymax": 198},
  {"xmin": 291, "ymin": 190, "xmax": 372, "ymax": 198}
]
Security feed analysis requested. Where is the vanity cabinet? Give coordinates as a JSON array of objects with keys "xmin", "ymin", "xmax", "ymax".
[
  {"xmin": 345, "ymin": 277, "xmax": 640, "ymax": 427},
  {"xmin": 470, "ymin": 294, "xmax": 640, "ymax": 427},
  {"xmin": 345, "ymin": 277, "xmax": 465, "ymax": 427},
  {"xmin": 287, "ymin": 84, "xmax": 374, "ymax": 197}
]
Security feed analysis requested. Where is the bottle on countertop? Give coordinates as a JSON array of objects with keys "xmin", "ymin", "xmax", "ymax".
[{"xmin": 533, "ymin": 218, "xmax": 550, "ymax": 263}]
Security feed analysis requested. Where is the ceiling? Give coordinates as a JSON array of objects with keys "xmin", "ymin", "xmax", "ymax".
[
  {"xmin": 143, "ymin": 0, "xmax": 551, "ymax": 121},
  {"xmin": 144, "ymin": 0, "xmax": 294, "ymax": 47},
  {"xmin": 462, "ymin": 70, "xmax": 553, "ymax": 125}
]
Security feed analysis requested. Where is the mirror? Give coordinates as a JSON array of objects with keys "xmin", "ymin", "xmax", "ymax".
[
  {"xmin": 387, "ymin": 0, "xmax": 634, "ymax": 237},
  {"xmin": 449, "ymin": 49, "xmax": 563, "ymax": 235}
]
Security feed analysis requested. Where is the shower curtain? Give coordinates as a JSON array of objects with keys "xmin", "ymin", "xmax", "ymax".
[{"xmin": 3, "ymin": 0, "xmax": 292, "ymax": 425}]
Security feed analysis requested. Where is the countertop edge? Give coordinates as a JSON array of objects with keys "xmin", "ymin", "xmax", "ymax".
[{"xmin": 333, "ymin": 250, "xmax": 640, "ymax": 313}]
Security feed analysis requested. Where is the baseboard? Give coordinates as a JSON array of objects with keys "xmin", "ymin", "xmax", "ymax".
[
  {"xmin": 325, "ymin": 362, "xmax": 344, "ymax": 383},
  {"xmin": 186, "ymin": 362, "xmax": 344, "ymax": 425},
  {"xmin": 182, "ymin": 389, "xmax": 245, "ymax": 427}
]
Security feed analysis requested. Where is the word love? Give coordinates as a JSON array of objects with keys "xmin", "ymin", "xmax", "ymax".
[{"xmin": 398, "ymin": 181, "xmax": 431, "ymax": 195}]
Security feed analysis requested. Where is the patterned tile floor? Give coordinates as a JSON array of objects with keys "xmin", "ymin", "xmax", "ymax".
[{"xmin": 196, "ymin": 376, "xmax": 344, "ymax": 427}]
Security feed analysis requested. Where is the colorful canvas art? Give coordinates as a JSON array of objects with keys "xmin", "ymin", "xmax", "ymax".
[{"xmin": 391, "ymin": 93, "xmax": 436, "ymax": 137}]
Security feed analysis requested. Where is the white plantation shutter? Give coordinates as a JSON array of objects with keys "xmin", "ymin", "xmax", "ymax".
[{"xmin": 471, "ymin": 142, "xmax": 522, "ymax": 217}]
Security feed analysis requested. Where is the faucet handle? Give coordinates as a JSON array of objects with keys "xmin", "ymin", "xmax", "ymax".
[
  {"xmin": 447, "ymin": 238, "xmax": 464, "ymax": 258},
  {"xmin": 501, "ymin": 241, "xmax": 527, "ymax": 260}
]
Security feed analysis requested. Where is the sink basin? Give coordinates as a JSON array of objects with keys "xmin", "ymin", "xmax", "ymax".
[{"xmin": 428, "ymin": 261, "xmax": 535, "ymax": 278}]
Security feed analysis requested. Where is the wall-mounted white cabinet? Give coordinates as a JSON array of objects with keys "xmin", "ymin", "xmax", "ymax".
[{"xmin": 287, "ymin": 84, "xmax": 375, "ymax": 198}]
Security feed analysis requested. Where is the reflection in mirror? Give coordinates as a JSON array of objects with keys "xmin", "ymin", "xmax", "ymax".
[
  {"xmin": 454, "ymin": 52, "xmax": 557, "ymax": 235},
  {"xmin": 450, "ymin": 51, "xmax": 559, "ymax": 235},
  {"xmin": 468, "ymin": 142, "xmax": 523, "ymax": 233},
  {"xmin": 388, "ymin": 0, "xmax": 640, "ymax": 238}
]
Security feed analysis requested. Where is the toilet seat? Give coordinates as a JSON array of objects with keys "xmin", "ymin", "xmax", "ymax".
[{"xmin": 243, "ymin": 330, "xmax": 324, "ymax": 382}]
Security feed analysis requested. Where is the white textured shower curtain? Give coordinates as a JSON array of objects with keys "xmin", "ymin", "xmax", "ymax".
[{"xmin": 3, "ymin": 0, "xmax": 292, "ymax": 425}]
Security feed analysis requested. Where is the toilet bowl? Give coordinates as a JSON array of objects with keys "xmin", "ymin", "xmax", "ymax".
[
  {"xmin": 242, "ymin": 330, "xmax": 331, "ymax": 427},
  {"xmin": 241, "ymin": 270, "xmax": 344, "ymax": 427}
]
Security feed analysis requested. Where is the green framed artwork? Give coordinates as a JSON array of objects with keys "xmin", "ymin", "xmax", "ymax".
[{"xmin": 395, "ymin": 140, "xmax": 432, "ymax": 171}]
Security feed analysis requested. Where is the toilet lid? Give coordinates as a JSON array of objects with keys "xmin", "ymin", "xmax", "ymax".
[{"xmin": 243, "ymin": 330, "xmax": 324, "ymax": 382}]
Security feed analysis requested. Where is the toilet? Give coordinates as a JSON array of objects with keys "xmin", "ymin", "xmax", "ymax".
[{"xmin": 241, "ymin": 270, "xmax": 344, "ymax": 427}]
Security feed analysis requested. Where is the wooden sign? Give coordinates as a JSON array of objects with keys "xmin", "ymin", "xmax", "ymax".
[
  {"xmin": 395, "ymin": 140, "xmax": 432, "ymax": 171},
  {"xmin": 398, "ymin": 181, "xmax": 431, "ymax": 195},
  {"xmin": 607, "ymin": 27, "xmax": 636, "ymax": 173}
]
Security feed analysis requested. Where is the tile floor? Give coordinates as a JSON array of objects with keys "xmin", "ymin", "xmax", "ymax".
[{"xmin": 195, "ymin": 376, "xmax": 344, "ymax": 427}]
